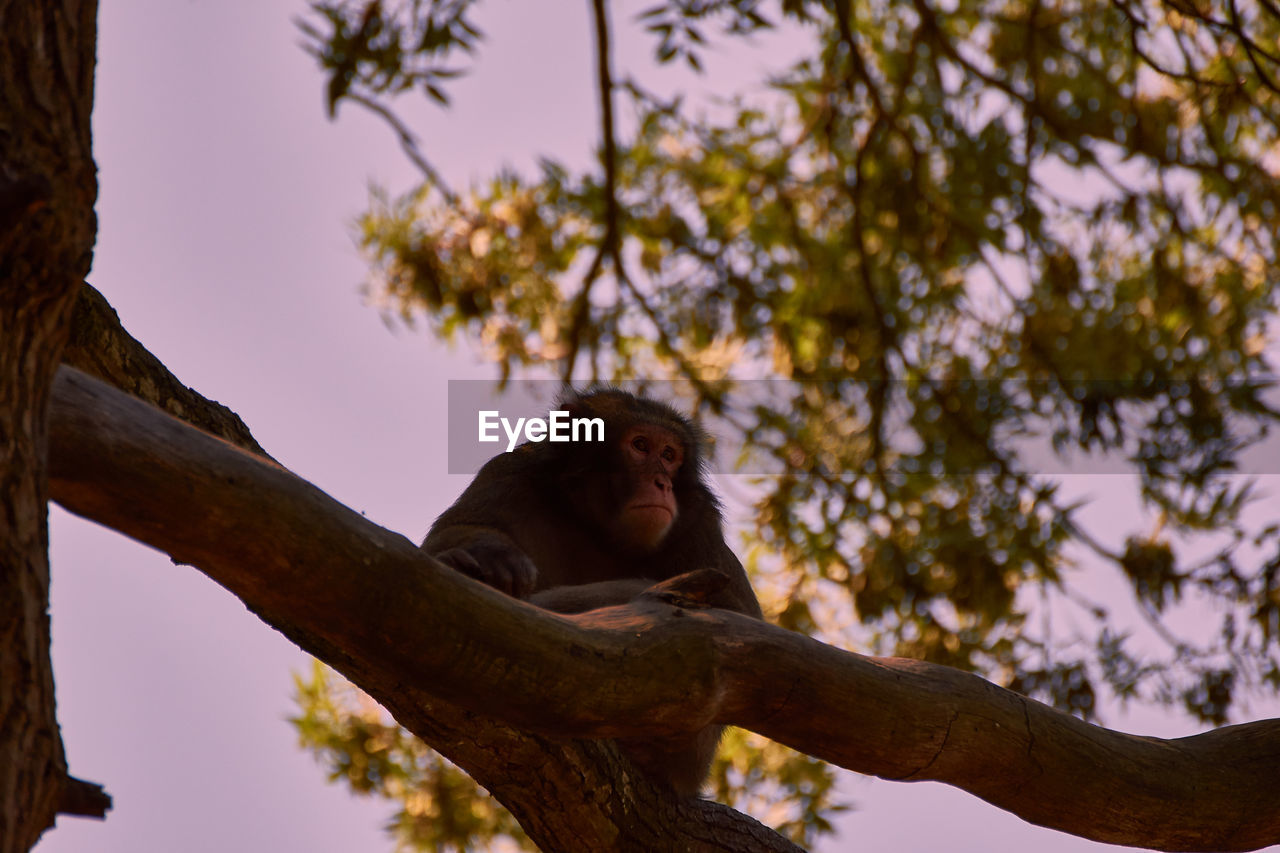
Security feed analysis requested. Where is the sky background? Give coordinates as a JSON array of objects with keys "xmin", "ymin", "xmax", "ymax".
[{"xmin": 33, "ymin": 2, "xmax": 1279, "ymax": 852}]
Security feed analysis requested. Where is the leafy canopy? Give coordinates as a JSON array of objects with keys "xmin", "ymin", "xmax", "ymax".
[{"xmin": 296, "ymin": 0, "xmax": 1280, "ymax": 849}]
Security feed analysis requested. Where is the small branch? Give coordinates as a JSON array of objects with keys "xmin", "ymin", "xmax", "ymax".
[
  {"xmin": 591, "ymin": 0, "xmax": 622, "ymax": 268},
  {"xmin": 827, "ymin": 3, "xmax": 896, "ymax": 462},
  {"xmin": 56, "ymin": 776, "xmax": 112, "ymax": 820},
  {"xmin": 347, "ymin": 92, "xmax": 460, "ymax": 208},
  {"xmin": 564, "ymin": 0, "xmax": 624, "ymax": 383}
]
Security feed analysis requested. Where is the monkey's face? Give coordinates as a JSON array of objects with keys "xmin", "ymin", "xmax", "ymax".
[{"xmin": 610, "ymin": 423, "xmax": 684, "ymax": 550}]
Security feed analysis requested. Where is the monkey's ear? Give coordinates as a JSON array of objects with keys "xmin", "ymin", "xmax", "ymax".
[
  {"xmin": 556, "ymin": 391, "xmax": 604, "ymax": 432},
  {"xmin": 558, "ymin": 402, "xmax": 594, "ymax": 438},
  {"xmin": 553, "ymin": 388, "xmax": 585, "ymax": 418}
]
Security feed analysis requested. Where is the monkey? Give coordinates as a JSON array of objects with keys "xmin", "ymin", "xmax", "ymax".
[{"xmin": 422, "ymin": 388, "xmax": 762, "ymax": 795}]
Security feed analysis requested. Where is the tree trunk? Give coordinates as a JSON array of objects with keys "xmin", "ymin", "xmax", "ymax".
[{"xmin": 0, "ymin": 2, "xmax": 101, "ymax": 849}]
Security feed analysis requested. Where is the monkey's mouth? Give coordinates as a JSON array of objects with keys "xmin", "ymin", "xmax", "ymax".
[
  {"xmin": 626, "ymin": 505, "xmax": 676, "ymax": 534},
  {"xmin": 629, "ymin": 504, "xmax": 673, "ymax": 518}
]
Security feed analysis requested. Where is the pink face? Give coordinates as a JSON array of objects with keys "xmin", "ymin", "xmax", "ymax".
[{"xmin": 617, "ymin": 424, "xmax": 684, "ymax": 549}]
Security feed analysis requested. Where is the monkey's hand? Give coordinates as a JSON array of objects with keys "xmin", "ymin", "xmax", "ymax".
[{"xmin": 432, "ymin": 533, "xmax": 538, "ymax": 599}]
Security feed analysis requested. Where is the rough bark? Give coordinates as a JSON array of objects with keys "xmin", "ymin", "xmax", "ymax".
[
  {"xmin": 62, "ymin": 283, "xmax": 269, "ymax": 457},
  {"xmin": 0, "ymin": 2, "xmax": 103, "ymax": 849},
  {"xmin": 48, "ymin": 365, "xmax": 1280, "ymax": 852}
]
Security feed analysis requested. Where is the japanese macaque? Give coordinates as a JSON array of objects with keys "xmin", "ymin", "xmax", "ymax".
[{"xmin": 422, "ymin": 389, "xmax": 761, "ymax": 795}]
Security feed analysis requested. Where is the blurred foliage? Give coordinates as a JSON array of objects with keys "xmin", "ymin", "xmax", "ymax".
[
  {"xmin": 299, "ymin": 0, "xmax": 1280, "ymax": 848},
  {"xmin": 710, "ymin": 727, "xmax": 850, "ymax": 843},
  {"xmin": 291, "ymin": 662, "xmax": 529, "ymax": 851}
]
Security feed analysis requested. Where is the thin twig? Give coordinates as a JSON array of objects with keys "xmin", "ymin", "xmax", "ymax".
[
  {"xmin": 568, "ymin": 0, "xmax": 625, "ymax": 383},
  {"xmin": 347, "ymin": 92, "xmax": 460, "ymax": 208}
]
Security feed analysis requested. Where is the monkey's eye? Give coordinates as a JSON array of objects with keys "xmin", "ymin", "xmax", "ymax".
[
  {"xmin": 661, "ymin": 446, "xmax": 677, "ymax": 462},
  {"xmin": 631, "ymin": 436, "xmax": 649, "ymax": 453}
]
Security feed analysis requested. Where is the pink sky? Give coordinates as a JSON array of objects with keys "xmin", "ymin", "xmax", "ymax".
[{"xmin": 33, "ymin": 2, "xmax": 1278, "ymax": 852}]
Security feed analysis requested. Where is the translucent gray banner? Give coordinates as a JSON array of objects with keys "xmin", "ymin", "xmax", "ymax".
[{"xmin": 444, "ymin": 379, "xmax": 1280, "ymax": 477}]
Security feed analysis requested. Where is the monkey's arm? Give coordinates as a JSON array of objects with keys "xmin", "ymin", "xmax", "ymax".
[
  {"xmin": 530, "ymin": 566, "xmax": 761, "ymax": 618},
  {"xmin": 528, "ymin": 579, "xmax": 655, "ymax": 614},
  {"xmin": 423, "ymin": 523, "xmax": 539, "ymax": 599},
  {"xmin": 420, "ymin": 451, "xmax": 548, "ymax": 598}
]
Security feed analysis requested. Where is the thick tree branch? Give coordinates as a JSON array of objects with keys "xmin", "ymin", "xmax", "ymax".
[
  {"xmin": 48, "ymin": 364, "xmax": 798, "ymax": 853},
  {"xmin": 64, "ymin": 282, "xmax": 269, "ymax": 458},
  {"xmin": 47, "ymin": 365, "xmax": 1280, "ymax": 852}
]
